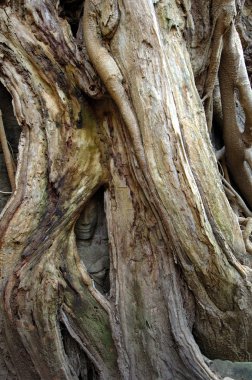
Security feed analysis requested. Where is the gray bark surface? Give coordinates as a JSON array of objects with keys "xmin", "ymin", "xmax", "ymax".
[{"xmin": 0, "ymin": 1, "xmax": 251, "ymax": 379}]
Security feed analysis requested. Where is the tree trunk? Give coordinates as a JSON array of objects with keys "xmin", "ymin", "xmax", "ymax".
[{"xmin": 0, "ymin": 1, "xmax": 251, "ymax": 379}]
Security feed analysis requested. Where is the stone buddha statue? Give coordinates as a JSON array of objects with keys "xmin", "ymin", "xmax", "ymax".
[{"xmin": 75, "ymin": 189, "xmax": 110, "ymax": 294}]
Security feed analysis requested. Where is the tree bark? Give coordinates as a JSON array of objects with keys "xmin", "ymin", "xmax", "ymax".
[{"xmin": 0, "ymin": 1, "xmax": 251, "ymax": 379}]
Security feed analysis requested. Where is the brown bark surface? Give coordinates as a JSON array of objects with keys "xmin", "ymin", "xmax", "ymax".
[{"xmin": 0, "ymin": 1, "xmax": 251, "ymax": 379}]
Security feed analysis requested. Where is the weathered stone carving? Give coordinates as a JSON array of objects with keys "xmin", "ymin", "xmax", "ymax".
[{"xmin": 75, "ymin": 189, "xmax": 110, "ymax": 294}]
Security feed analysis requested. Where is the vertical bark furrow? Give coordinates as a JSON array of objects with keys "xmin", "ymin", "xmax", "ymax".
[
  {"xmin": 85, "ymin": 0, "xmax": 252, "ymax": 367},
  {"xmin": 0, "ymin": 0, "xmax": 252, "ymax": 379},
  {"xmin": 0, "ymin": 2, "xmax": 119, "ymax": 378}
]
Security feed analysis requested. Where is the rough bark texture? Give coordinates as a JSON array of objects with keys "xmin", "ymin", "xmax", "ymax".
[{"xmin": 0, "ymin": 0, "xmax": 251, "ymax": 379}]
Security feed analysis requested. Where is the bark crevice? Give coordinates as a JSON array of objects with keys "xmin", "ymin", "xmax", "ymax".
[{"xmin": 0, "ymin": 0, "xmax": 252, "ymax": 379}]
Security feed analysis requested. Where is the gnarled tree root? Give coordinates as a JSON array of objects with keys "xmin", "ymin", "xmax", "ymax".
[{"xmin": 219, "ymin": 22, "xmax": 252, "ymax": 210}]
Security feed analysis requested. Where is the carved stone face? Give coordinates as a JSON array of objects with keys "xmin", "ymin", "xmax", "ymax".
[
  {"xmin": 75, "ymin": 198, "xmax": 98, "ymax": 240},
  {"xmin": 75, "ymin": 190, "xmax": 110, "ymax": 294}
]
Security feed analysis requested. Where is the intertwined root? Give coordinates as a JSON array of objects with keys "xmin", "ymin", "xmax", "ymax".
[
  {"xmin": 202, "ymin": 0, "xmax": 236, "ymax": 129},
  {"xmin": 219, "ymin": 22, "xmax": 252, "ymax": 211},
  {"xmin": 203, "ymin": 1, "xmax": 252, "ymax": 251}
]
